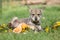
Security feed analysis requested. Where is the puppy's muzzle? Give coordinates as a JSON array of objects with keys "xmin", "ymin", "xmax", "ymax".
[{"xmin": 35, "ymin": 17, "xmax": 37, "ymax": 21}]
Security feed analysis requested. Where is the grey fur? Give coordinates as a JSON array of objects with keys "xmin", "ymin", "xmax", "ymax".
[{"xmin": 8, "ymin": 8, "xmax": 43, "ymax": 31}]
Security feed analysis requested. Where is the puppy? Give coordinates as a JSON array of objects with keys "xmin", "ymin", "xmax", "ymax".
[{"xmin": 8, "ymin": 8, "xmax": 43, "ymax": 32}]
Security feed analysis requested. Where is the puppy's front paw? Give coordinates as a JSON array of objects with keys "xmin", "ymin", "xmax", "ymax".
[{"xmin": 37, "ymin": 26, "xmax": 43, "ymax": 31}]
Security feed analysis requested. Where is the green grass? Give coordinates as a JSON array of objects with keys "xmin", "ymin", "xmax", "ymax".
[{"xmin": 0, "ymin": 5, "xmax": 60, "ymax": 40}]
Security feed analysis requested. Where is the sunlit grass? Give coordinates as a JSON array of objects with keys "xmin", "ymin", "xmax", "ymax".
[{"xmin": 0, "ymin": 4, "xmax": 60, "ymax": 40}]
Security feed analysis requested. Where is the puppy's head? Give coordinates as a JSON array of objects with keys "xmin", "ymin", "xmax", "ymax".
[
  {"xmin": 29, "ymin": 8, "xmax": 42, "ymax": 22},
  {"xmin": 8, "ymin": 17, "xmax": 19, "ymax": 29}
]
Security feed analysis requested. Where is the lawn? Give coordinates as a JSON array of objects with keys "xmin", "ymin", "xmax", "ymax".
[{"xmin": 0, "ymin": 4, "xmax": 60, "ymax": 40}]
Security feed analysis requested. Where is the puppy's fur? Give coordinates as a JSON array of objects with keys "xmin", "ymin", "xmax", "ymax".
[{"xmin": 8, "ymin": 8, "xmax": 43, "ymax": 32}]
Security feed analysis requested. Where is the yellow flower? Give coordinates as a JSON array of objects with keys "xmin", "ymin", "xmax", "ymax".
[
  {"xmin": 20, "ymin": 23, "xmax": 29, "ymax": 32},
  {"xmin": 56, "ymin": 21, "xmax": 60, "ymax": 24},
  {"xmin": 53, "ymin": 25, "xmax": 57, "ymax": 29},
  {"xmin": 13, "ymin": 23, "xmax": 29, "ymax": 33},
  {"xmin": 22, "ymin": 30, "xmax": 26, "ymax": 32},
  {"xmin": 42, "ymin": 17, "xmax": 45, "ymax": 19},
  {"xmin": 8, "ymin": 29, "xmax": 12, "ymax": 32},
  {"xmin": 0, "ymin": 28, "xmax": 3, "ymax": 29},
  {"xmin": 53, "ymin": 21, "xmax": 60, "ymax": 30},
  {"xmin": 13, "ymin": 26, "xmax": 22, "ymax": 33},
  {"xmin": 1, "ymin": 24, "xmax": 6, "ymax": 27},
  {"xmin": 45, "ymin": 26, "xmax": 49, "ymax": 33},
  {"xmin": 5, "ymin": 30, "xmax": 7, "ymax": 32},
  {"xmin": 56, "ymin": 22, "xmax": 60, "ymax": 25},
  {"xmin": 21, "ymin": 23, "xmax": 29, "ymax": 30}
]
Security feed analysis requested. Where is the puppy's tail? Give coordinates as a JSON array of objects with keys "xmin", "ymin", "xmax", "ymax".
[
  {"xmin": 8, "ymin": 17, "xmax": 18, "ymax": 29},
  {"xmin": 11, "ymin": 17, "xmax": 18, "ymax": 24}
]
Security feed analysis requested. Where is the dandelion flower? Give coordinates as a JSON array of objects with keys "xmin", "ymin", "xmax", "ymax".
[
  {"xmin": 42, "ymin": 17, "xmax": 45, "ymax": 19},
  {"xmin": 56, "ymin": 22, "xmax": 60, "ymax": 25},
  {"xmin": 13, "ymin": 23, "xmax": 29, "ymax": 33},
  {"xmin": 53, "ymin": 24, "xmax": 57, "ymax": 29},
  {"xmin": 45, "ymin": 26, "xmax": 49, "ymax": 33},
  {"xmin": 53, "ymin": 21, "xmax": 60, "ymax": 30},
  {"xmin": 56, "ymin": 21, "xmax": 60, "ymax": 24},
  {"xmin": 13, "ymin": 24, "xmax": 22, "ymax": 33},
  {"xmin": 1, "ymin": 24, "xmax": 6, "ymax": 27},
  {"xmin": 8, "ymin": 29, "xmax": 12, "ymax": 32},
  {"xmin": 5, "ymin": 30, "xmax": 7, "ymax": 32},
  {"xmin": 0, "ymin": 28, "xmax": 3, "ymax": 29}
]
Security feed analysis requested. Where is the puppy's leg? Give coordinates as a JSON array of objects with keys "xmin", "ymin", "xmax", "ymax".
[{"xmin": 37, "ymin": 26, "xmax": 43, "ymax": 32}]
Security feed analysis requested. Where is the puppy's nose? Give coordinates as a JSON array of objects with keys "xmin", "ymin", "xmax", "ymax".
[{"xmin": 35, "ymin": 17, "xmax": 37, "ymax": 21}]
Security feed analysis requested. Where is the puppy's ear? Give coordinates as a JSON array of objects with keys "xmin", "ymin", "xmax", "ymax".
[
  {"xmin": 39, "ymin": 7, "xmax": 45, "ymax": 14},
  {"xmin": 38, "ymin": 9, "xmax": 43, "ymax": 15},
  {"xmin": 40, "ymin": 6, "xmax": 45, "ymax": 11},
  {"xmin": 29, "ymin": 8, "xmax": 33, "ymax": 13}
]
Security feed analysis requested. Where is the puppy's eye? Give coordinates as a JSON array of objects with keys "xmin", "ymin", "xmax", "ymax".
[
  {"xmin": 32, "ymin": 14, "xmax": 35, "ymax": 16},
  {"xmin": 38, "ymin": 14, "xmax": 40, "ymax": 16}
]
